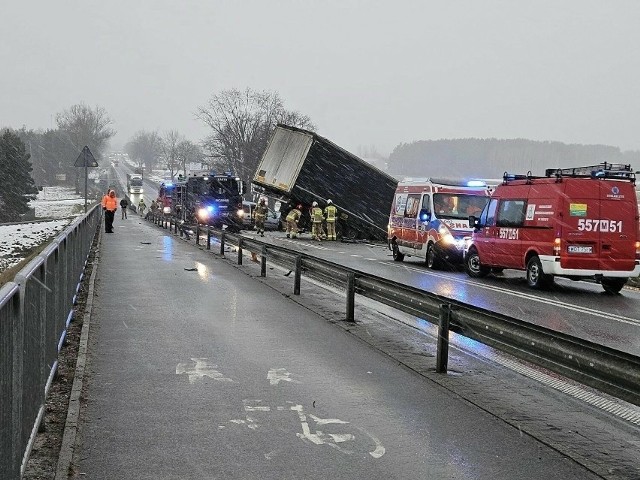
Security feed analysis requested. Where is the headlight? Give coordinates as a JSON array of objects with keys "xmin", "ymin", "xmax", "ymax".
[
  {"xmin": 441, "ymin": 233, "xmax": 455, "ymax": 245},
  {"xmin": 237, "ymin": 209, "xmax": 245, "ymax": 217},
  {"xmin": 163, "ymin": 206, "xmax": 170, "ymax": 214},
  {"xmin": 198, "ymin": 208, "xmax": 209, "ymax": 219},
  {"xmin": 139, "ymin": 188, "xmax": 144, "ymax": 193}
]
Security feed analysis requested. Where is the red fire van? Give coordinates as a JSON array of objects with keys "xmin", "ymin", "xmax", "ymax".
[
  {"xmin": 388, "ymin": 178, "xmax": 491, "ymax": 268},
  {"xmin": 464, "ymin": 163, "xmax": 640, "ymax": 293}
]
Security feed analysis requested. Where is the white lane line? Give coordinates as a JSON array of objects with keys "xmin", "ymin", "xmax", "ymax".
[{"xmin": 386, "ymin": 262, "xmax": 640, "ymax": 326}]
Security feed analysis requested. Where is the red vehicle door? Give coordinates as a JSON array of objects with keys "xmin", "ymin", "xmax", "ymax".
[
  {"xmin": 597, "ymin": 181, "xmax": 638, "ymax": 271},
  {"xmin": 403, "ymin": 194, "xmax": 422, "ymax": 255},
  {"xmin": 493, "ymin": 198, "xmax": 527, "ymax": 268},
  {"xmin": 560, "ymin": 181, "xmax": 601, "ymax": 271},
  {"xmin": 476, "ymin": 198, "xmax": 499, "ymax": 266}
]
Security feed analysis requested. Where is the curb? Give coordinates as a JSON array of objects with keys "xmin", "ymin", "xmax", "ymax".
[{"xmin": 54, "ymin": 230, "xmax": 102, "ymax": 479}]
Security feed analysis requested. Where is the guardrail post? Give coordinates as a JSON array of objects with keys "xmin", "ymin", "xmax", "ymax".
[
  {"xmin": 294, "ymin": 256, "xmax": 302, "ymax": 295},
  {"xmin": 346, "ymin": 272, "xmax": 355, "ymax": 322},
  {"xmin": 436, "ymin": 303, "xmax": 452, "ymax": 373},
  {"xmin": 196, "ymin": 224, "xmax": 200, "ymax": 245},
  {"xmin": 174, "ymin": 220, "xmax": 178, "ymax": 234},
  {"xmin": 237, "ymin": 238, "xmax": 243, "ymax": 265},
  {"xmin": 220, "ymin": 232, "xmax": 225, "ymax": 256},
  {"xmin": 206, "ymin": 226, "xmax": 211, "ymax": 250},
  {"xmin": 260, "ymin": 245, "xmax": 267, "ymax": 277}
]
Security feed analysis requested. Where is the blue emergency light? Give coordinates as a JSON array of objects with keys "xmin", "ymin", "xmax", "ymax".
[{"xmin": 466, "ymin": 180, "xmax": 486, "ymax": 187}]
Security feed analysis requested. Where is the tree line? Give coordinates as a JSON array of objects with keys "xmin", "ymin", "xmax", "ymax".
[
  {"xmin": 387, "ymin": 138, "xmax": 640, "ymax": 179},
  {"xmin": 4, "ymin": 90, "xmax": 639, "ymax": 222}
]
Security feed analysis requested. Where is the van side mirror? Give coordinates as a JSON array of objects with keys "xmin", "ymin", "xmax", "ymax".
[
  {"xmin": 418, "ymin": 208, "xmax": 431, "ymax": 222},
  {"xmin": 468, "ymin": 215, "xmax": 480, "ymax": 229}
]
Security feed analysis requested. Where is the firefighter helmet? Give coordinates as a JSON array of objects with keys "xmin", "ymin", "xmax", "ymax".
[
  {"xmin": 312, "ymin": 201, "xmax": 318, "ymax": 207},
  {"xmin": 327, "ymin": 199, "xmax": 332, "ymax": 204},
  {"xmin": 297, "ymin": 204, "xmax": 302, "ymax": 209}
]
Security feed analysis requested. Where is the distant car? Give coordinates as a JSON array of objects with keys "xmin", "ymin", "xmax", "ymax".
[{"xmin": 241, "ymin": 201, "xmax": 282, "ymax": 231}]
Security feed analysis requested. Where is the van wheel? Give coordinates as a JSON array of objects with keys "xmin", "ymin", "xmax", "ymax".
[
  {"xmin": 426, "ymin": 244, "xmax": 442, "ymax": 270},
  {"xmin": 392, "ymin": 243, "xmax": 404, "ymax": 262},
  {"xmin": 601, "ymin": 277, "xmax": 627, "ymax": 294},
  {"xmin": 465, "ymin": 249, "xmax": 489, "ymax": 277},
  {"xmin": 526, "ymin": 256, "xmax": 553, "ymax": 289}
]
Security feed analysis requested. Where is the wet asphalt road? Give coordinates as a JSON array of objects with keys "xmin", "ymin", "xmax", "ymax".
[{"xmin": 77, "ymin": 219, "xmax": 611, "ymax": 480}]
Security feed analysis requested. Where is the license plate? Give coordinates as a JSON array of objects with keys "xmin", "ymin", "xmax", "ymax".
[{"xmin": 568, "ymin": 245, "xmax": 593, "ymax": 254}]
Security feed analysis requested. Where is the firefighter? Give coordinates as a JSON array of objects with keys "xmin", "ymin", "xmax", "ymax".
[
  {"xmin": 254, "ymin": 197, "xmax": 269, "ymax": 237},
  {"xmin": 101, "ymin": 189, "xmax": 118, "ymax": 233},
  {"xmin": 285, "ymin": 204, "xmax": 302, "ymax": 238},
  {"xmin": 311, "ymin": 201, "xmax": 324, "ymax": 240},
  {"xmin": 138, "ymin": 198, "xmax": 147, "ymax": 217},
  {"xmin": 324, "ymin": 199, "xmax": 337, "ymax": 240}
]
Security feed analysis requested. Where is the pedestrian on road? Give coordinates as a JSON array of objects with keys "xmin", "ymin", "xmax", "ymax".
[
  {"xmin": 285, "ymin": 204, "xmax": 302, "ymax": 239},
  {"xmin": 120, "ymin": 198, "xmax": 129, "ymax": 219},
  {"xmin": 254, "ymin": 197, "xmax": 269, "ymax": 237},
  {"xmin": 101, "ymin": 190, "xmax": 118, "ymax": 233},
  {"xmin": 138, "ymin": 199, "xmax": 147, "ymax": 217},
  {"xmin": 324, "ymin": 199, "xmax": 337, "ymax": 240},
  {"xmin": 311, "ymin": 201, "xmax": 324, "ymax": 241}
]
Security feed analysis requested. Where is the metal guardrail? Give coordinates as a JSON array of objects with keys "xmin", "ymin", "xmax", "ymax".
[
  {"xmin": 149, "ymin": 213, "xmax": 640, "ymax": 406},
  {"xmin": 0, "ymin": 205, "xmax": 100, "ymax": 480}
]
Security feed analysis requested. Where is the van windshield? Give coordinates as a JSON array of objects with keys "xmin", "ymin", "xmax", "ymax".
[{"xmin": 433, "ymin": 193, "xmax": 488, "ymax": 219}]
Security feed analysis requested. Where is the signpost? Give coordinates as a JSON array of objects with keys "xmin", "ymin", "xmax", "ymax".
[{"xmin": 74, "ymin": 146, "xmax": 99, "ymax": 213}]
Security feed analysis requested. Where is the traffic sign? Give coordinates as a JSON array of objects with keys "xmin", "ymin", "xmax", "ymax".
[{"xmin": 74, "ymin": 146, "xmax": 99, "ymax": 167}]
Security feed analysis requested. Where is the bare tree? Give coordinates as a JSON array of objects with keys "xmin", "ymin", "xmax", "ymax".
[
  {"xmin": 125, "ymin": 130, "xmax": 162, "ymax": 173},
  {"xmin": 196, "ymin": 88, "xmax": 315, "ymax": 180},
  {"xmin": 55, "ymin": 103, "xmax": 116, "ymax": 158},
  {"xmin": 160, "ymin": 130, "xmax": 183, "ymax": 179},
  {"xmin": 176, "ymin": 139, "xmax": 203, "ymax": 176}
]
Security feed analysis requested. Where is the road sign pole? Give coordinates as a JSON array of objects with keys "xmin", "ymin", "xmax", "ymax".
[
  {"xmin": 84, "ymin": 162, "xmax": 88, "ymax": 213},
  {"xmin": 73, "ymin": 146, "xmax": 99, "ymax": 213}
]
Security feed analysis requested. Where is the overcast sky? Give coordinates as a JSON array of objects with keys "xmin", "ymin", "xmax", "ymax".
[{"xmin": 2, "ymin": 0, "xmax": 639, "ymax": 156}]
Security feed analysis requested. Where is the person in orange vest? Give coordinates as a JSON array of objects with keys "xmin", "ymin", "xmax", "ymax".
[{"xmin": 101, "ymin": 189, "xmax": 118, "ymax": 233}]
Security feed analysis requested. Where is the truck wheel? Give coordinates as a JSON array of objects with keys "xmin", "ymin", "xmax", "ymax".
[
  {"xmin": 601, "ymin": 277, "xmax": 627, "ymax": 294},
  {"xmin": 426, "ymin": 244, "xmax": 442, "ymax": 270},
  {"xmin": 526, "ymin": 256, "xmax": 553, "ymax": 289},
  {"xmin": 465, "ymin": 249, "xmax": 489, "ymax": 277},
  {"xmin": 392, "ymin": 243, "xmax": 404, "ymax": 262}
]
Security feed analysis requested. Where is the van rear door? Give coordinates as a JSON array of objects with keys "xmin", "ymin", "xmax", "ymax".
[
  {"xmin": 561, "ymin": 180, "xmax": 637, "ymax": 271},
  {"xmin": 597, "ymin": 182, "xmax": 637, "ymax": 271},
  {"xmin": 560, "ymin": 181, "xmax": 600, "ymax": 270}
]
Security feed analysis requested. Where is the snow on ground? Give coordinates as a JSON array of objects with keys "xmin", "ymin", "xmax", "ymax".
[
  {"xmin": 0, "ymin": 187, "xmax": 86, "ymax": 273},
  {"xmin": 30, "ymin": 186, "xmax": 88, "ymax": 219}
]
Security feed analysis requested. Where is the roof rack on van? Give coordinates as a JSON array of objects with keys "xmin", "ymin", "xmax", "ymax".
[{"xmin": 544, "ymin": 162, "xmax": 635, "ymax": 183}]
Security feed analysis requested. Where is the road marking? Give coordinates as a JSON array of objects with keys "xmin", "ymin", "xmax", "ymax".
[
  {"xmin": 388, "ymin": 262, "xmax": 640, "ymax": 326},
  {"xmin": 175, "ymin": 358, "xmax": 233, "ymax": 384},
  {"xmin": 225, "ymin": 400, "xmax": 385, "ymax": 458},
  {"xmin": 267, "ymin": 367, "xmax": 299, "ymax": 385}
]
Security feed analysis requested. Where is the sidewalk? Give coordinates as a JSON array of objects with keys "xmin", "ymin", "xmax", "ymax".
[{"xmin": 59, "ymin": 216, "xmax": 639, "ymax": 480}]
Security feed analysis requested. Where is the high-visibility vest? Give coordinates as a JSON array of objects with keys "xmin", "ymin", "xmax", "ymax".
[
  {"xmin": 102, "ymin": 195, "xmax": 118, "ymax": 211},
  {"xmin": 312, "ymin": 207, "xmax": 323, "ymax": 223},
  {"xmin": 286, "ymin": 209, "xmax": 301, "ymax": 222},
  {"xmin": 325, "ymin": 205, "xmax": 337, "ymax": 222},
  {"xmin": 255, "ymin": 204, "xmax": 268, "ymax": 219}
]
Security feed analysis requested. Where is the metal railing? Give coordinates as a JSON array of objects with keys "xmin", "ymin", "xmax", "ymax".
[
  {"xmin": 0, "ymin": 205, "xmax": 100, "ymax": 480},
  {"xmin": 148, "ymin": 213, "xmax": 640, "ymax": 407}
]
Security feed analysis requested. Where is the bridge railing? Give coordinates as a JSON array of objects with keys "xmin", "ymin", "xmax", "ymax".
[
  {"xmin": 148, "ymin": 213, "xmax": 640, "ymax": 407},
  {"xmin": 0, "ymin": 205, "xmax": 100, "ymax": 480}
]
